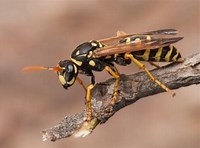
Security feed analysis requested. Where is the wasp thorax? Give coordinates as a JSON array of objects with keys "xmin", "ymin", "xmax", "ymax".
[{"xmin": 57, "ymin": 60, "xmax": 78, "ymax": 89}]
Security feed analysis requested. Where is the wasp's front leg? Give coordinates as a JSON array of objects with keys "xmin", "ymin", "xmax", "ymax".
[
  {"xmin": 85, "ymin": 74, "xmax": 95, "ymax": 121},
  {"xmin": 76, "ymin": 76, "xmax": 93, "ymax": 121},
  {"xmin": 76, "ymin": 76, "xmax": 87, "ymax": 93},
  {"xmin": 86, "ymin": 84, "xmax": 94, "ymax": 121}
]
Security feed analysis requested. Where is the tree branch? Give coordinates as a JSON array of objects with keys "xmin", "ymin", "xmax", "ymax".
[{"xmin": 42, "ymin": 53, "xmax": 200, "ymax": 141}]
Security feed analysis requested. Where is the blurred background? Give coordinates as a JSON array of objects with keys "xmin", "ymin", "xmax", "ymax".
[{"xmin": 0, "ymin": 0, "xmax": 199, "ymax": 148}]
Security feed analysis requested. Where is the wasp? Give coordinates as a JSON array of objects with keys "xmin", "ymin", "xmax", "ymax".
[{"xmin": 23, "ymin": 29, "xmax": 184, "ymax": 121}]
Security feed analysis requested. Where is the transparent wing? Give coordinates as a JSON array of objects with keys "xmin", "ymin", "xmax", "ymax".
[
  {"xmin": 98, "ymin": 29, "xmax": 178, "ymax": 44},
  {"xmin": 93, "ymin": 36, "xmax": 183, "ymax": 58}
]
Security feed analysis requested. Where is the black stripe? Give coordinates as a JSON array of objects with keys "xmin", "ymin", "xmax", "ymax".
[
  {"xmin": 132, "ymin": 50, "xmax": 145, "ymax": 56},
  {"xmin": 149, "ymin": 48, "xmax": 158, "ymax": 61},
  {"xmin": 169, "ymin": 46, "xmax": 178, "ymax": 61},
  {"xmin": 177, "ymin": 53, "xmax": 182, "ymax": 60},
  {"xmin": 160, "ymin": 46, "xmax": 170, "ymax": 61},
  {"xmin": 132, "ymin": 50, "xmax": 146, "ymax": 61}
]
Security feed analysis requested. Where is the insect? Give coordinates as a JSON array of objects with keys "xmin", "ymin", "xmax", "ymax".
[{"xmin": 23, "ymin": 29, "xmax": 184, "ymax": 122}]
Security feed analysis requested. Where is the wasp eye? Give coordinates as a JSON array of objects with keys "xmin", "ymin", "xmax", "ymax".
[{"xmin": 67, "ymin": 64, "xmax": 74, "ymax": 72}]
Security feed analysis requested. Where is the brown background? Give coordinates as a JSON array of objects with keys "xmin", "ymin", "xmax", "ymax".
[{"xmin": 0, "ymin": 0, "xmax": 199, "ymax": 148}]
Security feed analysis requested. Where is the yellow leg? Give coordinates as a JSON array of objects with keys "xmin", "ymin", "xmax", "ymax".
[
  {"xmin": 125, "ymin": 53, "xmax": 175, "ymax": 96},
  {"xmin": 77, "ymin": 76, "xmax": 87, "ymax": 93},
  {"xmin": 149, "ymin": 62, "xmax": 161, "ymax": 69},
  {"xmin": 77, "ymin": 77, "xmax": 93, "ymax": 121},
  {"xmin": 86, "ymin": 84, "xmax": 94, "ymax": 121},
  {"xmin": 105, "ymin": 66, "xmax": 120, "ymax": 105}
]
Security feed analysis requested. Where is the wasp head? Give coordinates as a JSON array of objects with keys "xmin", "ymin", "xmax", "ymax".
[
  {"xmin": 22, "ymin": 60, "xmax": 78, "ymax": 89},
  {"xmin": 57, "ymin": 60, "xmax": 78, "ymax": 89}
]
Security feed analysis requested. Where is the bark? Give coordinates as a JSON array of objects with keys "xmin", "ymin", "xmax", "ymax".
[{"xmin": 42, "ymin": 53, "xmax": 200, "ymax": 141}]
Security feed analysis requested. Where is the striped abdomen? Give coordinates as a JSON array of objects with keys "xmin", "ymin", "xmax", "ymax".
[{"xmin": 132, "ymin": 45, "xmax": 184, "ymax": 62}]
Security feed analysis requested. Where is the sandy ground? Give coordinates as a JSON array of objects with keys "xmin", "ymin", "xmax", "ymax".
[{"xmin": 0, "ymin": 0, "xmax": 199, "ymax": 148}]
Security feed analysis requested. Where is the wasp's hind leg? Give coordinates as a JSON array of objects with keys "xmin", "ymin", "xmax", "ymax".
[
  {"xmin": 124, "ymin": 53, "xmax": 175, "ymax": 96},
  {"xmin": 149, "ymin": 62, "xmax": 161, "ymax": 69},
  {"xmin": 105, "ymin": 65, "xmax": 120, "ymax": 106}
]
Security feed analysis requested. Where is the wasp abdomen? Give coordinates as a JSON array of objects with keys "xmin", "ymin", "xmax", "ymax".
[{"xmin": 132, "ymin": 45, "xmax": 184, "ymax": 62}]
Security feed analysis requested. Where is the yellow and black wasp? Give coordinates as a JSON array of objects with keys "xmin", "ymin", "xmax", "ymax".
[{"xmin": 23, "ymin": 29, "xmax": 184, "ymax": 121}]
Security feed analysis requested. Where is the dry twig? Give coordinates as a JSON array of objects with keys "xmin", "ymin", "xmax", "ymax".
[{"xmin": 42, "ymin": 53, "xmax": 200, "ymax": 141}]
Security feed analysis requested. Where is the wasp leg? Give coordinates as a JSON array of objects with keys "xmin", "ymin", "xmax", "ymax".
[
  {"xmin": 77, "ymin": 77, "xmax": 92, "ymax": 121},
  {"xmin": 149, "ymin": 62, "xmax": 161, "ymax": 69},
  {"xmin": 105, "ymin": 66, "xmax": 120, "ymax": 105},
  {"xmin": 117, "ymin": 30, "xmax": 127, "ymax": 36},
  {"xmin": 85, "ymin": 74, "xmax": 95, "ymax": 121},
  {"xmin": 77, "ymin": 76, "xmax": 87, "ymax": 93},
  {"xmin": 124, "ymin": 53, "xmax": 175, "ymax": 96},
  {"xmin": 86, "ymin": 84, "xmax": 94, "ymax": 121}
]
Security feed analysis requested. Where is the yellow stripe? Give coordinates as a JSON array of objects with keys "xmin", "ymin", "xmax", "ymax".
[
  {"xmin": 67, "ymin": 77, "xmax": 75, "ymax": 85},
  {"xmin": 142, "ymin": 49, "xmax": 150, "ymax": 61},
  {"xmin": 98, "ymin": 42, "xmax": 103, "ymax": 48},
  {"xmin": 71, "ymin": 58, "xmax": 82, "ymax": 66},
  {"xmin": 78, "ymin": 54, "xmax": 87, "ymax": 57},
  {"xmin": 172, "ymin": 49, "xmax": 181, "ymax": 61},
  {"xmin": 59, "ymin": 75, "xmax": 66, "ymax": 85},
  {"xmin": 89, "ymin": 60, "xmax": 96, "ymax": 67},
  {"xmin": 87, "ymin": 51, "xmax": 93, "ymax": 58},
  {"xmin": 172, "ymin": 53, "xmax": 178, "ymax": 61},
  {"xmin": 155, "ymin": 48, "xmax": 162, "ymax": 61},
  {"xmin": 135, "ymin": 38, "xmax": 141, "ymax": 42},
  {"xmin": 91, "ymin": 42, "xmax": 98, "ymax": 47},
  {"xmin": 164, "ymin": 45, "xmax": 173, "ymax": 62},
  {"xmin": 105, "ymin": 55, "xmax": 112, "ymax": 59},
  {"xmin": 73, "ymin": 64, "xmax": 77, "ymax": 74},
  {"xmin": 172, "ymin": 51, "xmax": 184, "ymax": 62},
  {"xmin": 146, "ymin": 35, "xmax": 151, "ymax": 41},
  {"xmin": 76, "ymin": 50, "xmax": 80, "ymax": 55},
  {"xmin": 177, "ymin": 57, "xmax": 184, "ymax": 62},
  {"xmin": 126, "ymin": 37, "xmax": 131, "ymax": 43}
]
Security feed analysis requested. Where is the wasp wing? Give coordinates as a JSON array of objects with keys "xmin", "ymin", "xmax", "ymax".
[
  {"xmin": 98, "ymin": 29, "xmax": 178, "ymax": 44},
  {"xmin": 141, "ymin": 29, "xmax": 178, "ymax": 35},
  {"xmin": 93, "ymin": 36, "xmax": 183, "ymax": 58}
]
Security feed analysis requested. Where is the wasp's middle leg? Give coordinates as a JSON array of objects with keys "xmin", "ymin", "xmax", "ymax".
[
  {"xmin": 149, "ymin": 62, "xmax": 161, "ymax": 69},
  {"xmin": 105, "ymin": 65, "xmax": 120, "ymax": 105}
]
